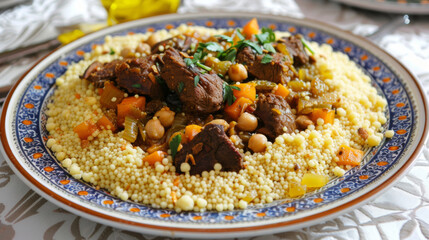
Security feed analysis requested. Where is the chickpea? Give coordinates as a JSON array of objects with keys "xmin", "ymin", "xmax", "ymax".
[
  {"xmin": 120, "ymin": 48, "xmax": 134, "ymax": 58},
  {"xmin": 228, "ymin": 63, "xmax": 248, "ymax": 82},
  {"xmin": 145, "ymin": 118, "xmax": 164, "ymax": 140},
  {"xmin": 135, "ymin": 42, "xmax": 151, "ymax": 55},
  {"xmin": 237, "ymin": 112, "xmax": 258, "ymax": 132},
  {"xmin": 207, "ymin": 119, "xmax": 229, "ymax": 131},
  {"xmin": 146, "ymin": 34, "xmax": 161, "ymax": 47},
  {"xmin": 248, "ymin": 134, "xmax": 267, "ymax": 152},
  {"xmin": 155, "ymin": 107, "xmax": 175, "ymax": 127}
]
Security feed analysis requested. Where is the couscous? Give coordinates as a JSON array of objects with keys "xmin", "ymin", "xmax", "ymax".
[{"xmin": 46, "ymin": 19, "xmax": 389, "ymax": 212}]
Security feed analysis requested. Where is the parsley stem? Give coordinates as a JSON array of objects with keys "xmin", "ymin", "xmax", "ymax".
[
  {"xmin": 300, "ymin": 38, "xmax": 315, "ymax": 55},
  {"xmin": 196, "ymin": 62, "xmax": 212, "ymax": 71}
]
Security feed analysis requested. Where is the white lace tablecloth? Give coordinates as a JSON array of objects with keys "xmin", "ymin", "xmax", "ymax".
[{"xmin": 1, "ymin": 0, "xmax": 429, "ymax": 239}]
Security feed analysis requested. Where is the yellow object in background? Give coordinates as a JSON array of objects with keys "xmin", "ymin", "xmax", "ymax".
[{"xmin": 101, "ymin": 0, "xmax": 181, "ymax": 25}]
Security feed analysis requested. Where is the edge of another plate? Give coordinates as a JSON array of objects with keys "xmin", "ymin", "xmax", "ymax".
[
  {"xmin": 1, "ymin": 12, "xmax": 428, "ymax": 238},
  {"xmin": 332, "ymin": 0, "xmax": 429, "ymax": 14}
]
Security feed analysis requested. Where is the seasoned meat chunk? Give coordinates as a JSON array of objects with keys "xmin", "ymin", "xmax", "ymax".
[
  {"xmin": 279, "ymin": 35, "xmax": 310, "ymax": 66},
  {"xmin": 151, "ymin": 35, "xmax": 198, "ymax": 54},
  {"xmin": 160, "ymin": 48, "xmax": 223, "ymax": 114},
  {"xmin": 82, "ymin": 60, "xmax": 122, "ymax": 88},
  {"xmin": 254, "ymin": 93, "xmax": 296, "ymax": 139},
  {"xmin": 174, "ymin": 124, "xmax": 243, "ymax": 175},
  {"xmin": 236, "ymin": 46, "xmax": 296, "ymax": 84},
  {"xmin": 115, "ymin": 57, "xmax": 164, "ymax": 99}
]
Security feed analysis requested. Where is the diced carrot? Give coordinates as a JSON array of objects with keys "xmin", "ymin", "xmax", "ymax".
[
  {"xmin": 232, "ymin": 83, "xmax": 256, "ymax": 102},
  {"xmin": 337, "ymin": 145, "xmax": 364, "ymax": 166},
  {"xmin": 171, "ymin": 191, "xmax": 177, "ymax": 203},
  {"xmin": 96, "ymin": 115, "xmax": 116, "ymax": 132},
  {"xmin": 242, "ymin": 18, "xmax": 259, "ymax": 39},
  {"xmin": 274, "ymin": 83, "xmax": 290, "ymax": 98},
  {"xmin": 173, "ymin": 177, "xmax": 180, "ymax": 186},
  {"xmin": 142, "ymin": 151, "xmax": 166, "ymax": 165},
  {"xmin": 117, "ymin": 96, "xmax": 146, "ymax": 127},
  {"xmin": 224, "ymin": 97, "xmax": 253, "ymax": 120},
  {"xmin": 99, "ymin": 82, "xmax": 125, "ymax": 109},
  {"xmin": 310, "ymin": 108, "xmax": 335, "ymax": 124},
  {"xmin": 184, "ymin": 124, "xmax": 203, "ymax": 142},
  {"xmin": 73, "ymin": 120, "xmax": 98, "ymax": 140},
  {"xmin": 75, "ymin": 93, "xmax": 81, "ymax": 99}
]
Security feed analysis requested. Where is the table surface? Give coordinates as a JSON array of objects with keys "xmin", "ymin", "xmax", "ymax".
[{"xmin": 1, "ymin": 0, "xmax": 429, "ymax": 239}]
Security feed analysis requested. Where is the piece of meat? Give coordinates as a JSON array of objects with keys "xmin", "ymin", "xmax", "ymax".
[
  {"xmin": 279, "ymin": 35, "xmax": 310, "ymax": 67},
  {"xmin": 151, "ymin": 35, "xmax": 198, "ymax": 54},
  {"xmin": 236, "ymin": 46, "xmax": 296, "ymax": 84},
  {"xmin": 254, "ymin": 93, "xmax": 296, "ymax": 139},
  {"xmin": 83, "ymin": 60, "xmax": 122, "ymax": 88},
  {"xmin": 115, "ymin": 57, "xmax": 165, "ymax": 99},
  {"xmin": 160, "ymin": 48, "xmax": 223, "ymax": 114},
  {"xmin": 145, "ymin": 99, "xmax": 165, "ymax": 114},
  {"xmin": 174, "ymin": 124, "xmax": 243, "ymax": 175}
]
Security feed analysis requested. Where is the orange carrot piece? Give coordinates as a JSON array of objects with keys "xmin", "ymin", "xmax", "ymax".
[
  {"xmin": 310, "ymin": 108, "xmax": 335, "ymax": 124},
  {"xmin": 232, "ymin": 83, "xmax": 256, "ymax": 102},
  {"xmin": 142, "ymin": 151, "xmax": 166, "ymax": 165},
  {"xmin": 99, "ymin": 82, "xmax": 125, "ymax": 109},
  {"xmin": 117, "ymin": 96, "xmax": 146, "ymax": 127},
  {"xmin": 337, "ymin": 145, "xmax": 364, "ymax": 166},
  {"xmin": 242, "ymin": 18, "xmax": 259, "ymax": 39},
  {"xmin": 73, "ymin": 120, "xmax": 98, "ymax": 140},
  {"xmin": 173, "ymin": 177, "xmax": 180, "ymax": 187},
  {"xmin": 224, "ymin": 97, "xmax": 253, "ymax": 120},
  {"xmin": 274, "ymin": 83, "xmax": 290, "ymax": 98},
  {"xmin": 184, "ymin": 124, "xmax": 203, "ymax": 142},
  {"xmin": 96, "ymin": 115, "xmax": 116, "ymax": 132}
]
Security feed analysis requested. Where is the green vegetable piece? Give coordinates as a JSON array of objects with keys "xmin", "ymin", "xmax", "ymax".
[
  {"xmin": 263, "ymin": 43, "xmax": 276, "ymax": 53},
  {"xmin": 177, "ymin": 82, "xmax": 184, "ymax": 93},
  {"xmin": 300, "ymin": 38, "xmax": 315, "ymax": 55},
  {"xmin": 215, "ymin": 34, "xmax": 233, "ymax": 43},
  {"xmin": 223, "ymin": 83, "xmax": 240, "ymax": 106},
  {"xmin": 170, "ymin": 134, "xmax": 182, "ymax": 158},
  {"xmin": 131, "ymin": 84, "xmax": 141, "ymax": 88},
  {"xmin": 109, "ymin": 48, "xmax": 115, "ymax": 55},
  {"xmin": 194, "ymin": 75, "xmax": 200, "ymax": 87},
  {"xmin": 261, "ymin": 54, "xmax": 273, "ymax": 64}
]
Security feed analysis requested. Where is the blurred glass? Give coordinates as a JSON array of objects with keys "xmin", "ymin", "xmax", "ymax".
[{"xmin": 101, "ymin": 0, "xmax": 181, "ymax": 25}]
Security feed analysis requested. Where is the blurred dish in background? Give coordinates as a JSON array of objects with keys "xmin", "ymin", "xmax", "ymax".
[
  {"xmin": 101, "ymin": 0, "xmax": 181, "ymax": 25},
  {"xmin": 332, "ymin": 0, "xmax": 429, "ymax": 14}
]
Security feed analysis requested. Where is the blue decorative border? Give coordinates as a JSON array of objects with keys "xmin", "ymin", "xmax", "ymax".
[{"xmin": 12, "ymin": 17, "xmax": 416, "ymax": 224}]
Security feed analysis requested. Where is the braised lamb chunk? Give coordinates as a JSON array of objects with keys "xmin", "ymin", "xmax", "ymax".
[
  {"xmin": 82, "ymin": 60, "xmax": 122, "ymax": 88},
  {"xmin": 279, "ymin": 35, "xmax": 310, "ymax": 67},
  {"xmin": 236, "ymin": 46, "xmax": 296, "ymax": 84},
  {"xmin": 151, "ymin": 35, "xmax": 198, "ymax": 54},
  {"xmin": 160, "ymin": 48, "xmax": 224, "ymax": 114},
  {"xmin": 115, "ymin": 57, "xmax": 164, "ymax": 99},
  {"xmin": 174, "ymin": 124, "xmax": 243, "ymax": 175},
  {"xmin": 254, "ymin": 93, "xmax": 296, "ymax": 139}
]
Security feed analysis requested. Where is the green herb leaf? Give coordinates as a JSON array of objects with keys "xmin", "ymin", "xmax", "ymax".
[
  {"xmin": 217, "ymin": 73, "xmax": 224, "ymax": 78},
  {"xmin": 131, "ymin": 84, "xmax": 141, "ymax": 88},
  {"xmin": 218, "ymin": 48, "xmax": 237, "ymax": 62},
  {"xmin": 109, "ymin": 48, "xmax": 115, "ymax": 55},
  {"xmin": 235, "ymin": 40, "xmax": 262, "ymax": 54},
  {"xmin": 236, "ymin": 30, "xmax": 245, "ymax": 41},
  {"xmin": 193, "ymin": 50, "xmax": 203, "ymax": 63},
  {"xmin": 194, "ymin": 75, "xmax": 200, "ymax": 87},
  {"xmin": 300, "ymin": 38, "xmax": 315, "ymax": 55},
  {"xmin": 196, "ymin": 62, "xmax": 212, "ymax": 72},
  {"xmin": 184, "ymin": 57, "xmax": 194, "ymax": 67},
  {"xmin": 170, "ymin": 134, "xmax": 182, "ymax": 158},
  {"xmin": 155, "ymin": 76, "xmax": 166, "ymax": 86},
  {"xmin": 177, "ymin": 82, "xmax": 184, "ymax": 93},
  {"xmin": 215, "ymin": 34, "xmax": 233, "ymax": 43},
  {"xmin": 261, "ymin": 54, "xmax": 273, "ymax": 64},
  {"xmin": 223, "ymin": 83, "xmax": 240, "ymax": 106},
  {"xmin": 201, "ymin": 42, "xmax": 224, "ymax": 52},
  {"xmin": 263, "ymin": 43, "xmax": 276, "ymax": 53}
]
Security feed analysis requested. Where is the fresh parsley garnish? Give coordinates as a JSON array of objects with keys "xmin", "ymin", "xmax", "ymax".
[
  {"xmin": 218, "ymin": 47, "xmax": 237, "ymax": 62},
  {"xmin": 170, "ymin": 134, "xmax": 182, "ymax": 158},
  {"xmin": 236, "ymin": 30, "xmax": 245, "ymax": 41},
  {"xmin": 300, "ymin": 37, "xmax": 315, "ymax": 55},
  {"xmin": 235, "ymin": 40, "xmax": 263, "ymax": 54},
  {"xmin": 263, "ymin": 43, "xmax": 276, "ymax": 53},
  {"xmin": 261, "ymin": 54, "xmax": 273, "ymax": 64},
  {"xmin": 155, "ymin": 76, "xmax": 165, "ymax": 86},
  {"xmin": 184, "ymin": 57, "xmax": 194, "ymax": 67},
  {"xmin": 255, "ymin": 27, "xmax": 276, "ymax": 45},
  {"xmin": 131, "ymin": 83, "xmax": 141, "ymax": 88},
  {"xmin": 177, "ymin": 82, "xmax": 184, "ymax": 93},
  {"xmin": 223, "ymin": 83, "xmax": 241, "ymax": 106},
  {"xmin": 199, "ymin": 42, "xmax": 224, "ymax": 52},
  {"xmin": 194, "ymin": 75, "xmax": 200, "ymax": 87},
  {"xmin": 109, "ymin": 48, "xmax": 115, "ymax": 55},
  {"xmin": 215, "ymin": 34, "xmax": 233, "ymax": 43}
]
